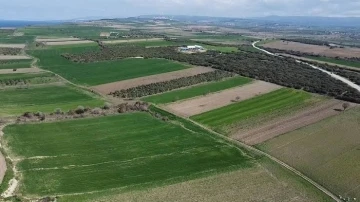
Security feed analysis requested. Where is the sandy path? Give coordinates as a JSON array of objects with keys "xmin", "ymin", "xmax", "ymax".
[
  {"xmin": 0, "ymin": 125, "xmax": 7, "ymax": 184},
  {"xmin": 164, "ymin": 81, "xmax": 282, "ymax": 117},
  {"xmin": 102, "ymin": 38, "xmax": 164, "ymax": 44},
  {"xmin": 36, "ymin": 37, "xmax": 81, "ymax": 42},
  {"xmin": 45, "ymin": 40, "xmax": 95, "ymax": 46},
  {"xmin": 92, "ymin": 66, "xmax": 214, "ymax": 94},
  {"xmin": 0, "ymin": 68, "xmax": 43, "ymax": 74},
  {"xmin": 0, "ymin": 55, "xmax": 31, "ymax": 60},
  {"xmin": 0, "ymin": 44, "xmax": 26, "ymax": 49},
  {"xmin": 232, "ymin": 99, "xmax": 353, "ymax": 145}
]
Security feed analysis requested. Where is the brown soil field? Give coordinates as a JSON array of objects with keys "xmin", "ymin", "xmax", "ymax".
[
  {"xmin": 263, "ymin": 41, "xmax": 360, "ymax": 58},
  {"xmin": 232, "ymin": 99, "xmax": 349, "ymax": 145},
  {"xmin": 102, "ymin": 38, "xmax": 164, "ymax": 44},
  {"xmin": 0, "ymin": 44, "xmax": 26, "ymax": 49},
  {"xmin": 0, "ymin": 55, "xmax": 31, "ymax": 60},
  {"xmin": 35, "ymin": 37, "xmax": 82, "ymax": 42},
  {"xmin": 44, "ymin": 40, "xmax": 95, "ymax": 46},
  {"xmin": 64, "ymin": 159, "xmax": 330, "ymax": 202},
  {"xmin": 258, "ymin": 106, "xmax": 360, "ymax": 200},
  {"xmin": 164, "ymin": 81, "xmax": 282, "ymax": 117},
  {"xmin": 92, "ymin": 66, "xmax": 215, "ymax": 94},
  {"xmin": 0, "ymin": 68, "xmax": 43, "ymax": 74}
]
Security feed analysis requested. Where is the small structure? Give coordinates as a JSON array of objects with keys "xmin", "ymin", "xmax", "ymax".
[{"xmin": 179, "ymin": 45, "xmax": 205, "ymax": 53}]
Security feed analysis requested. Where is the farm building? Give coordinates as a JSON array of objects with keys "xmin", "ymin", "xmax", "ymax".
[{"xmin": 179, "ymin": 45, "xmax": 205, "ymax": 52}]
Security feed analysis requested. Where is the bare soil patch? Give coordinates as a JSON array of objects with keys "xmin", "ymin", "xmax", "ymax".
[
  {"xmin": 92, "ymin": 66, "xmax": 215, "ymax": 94},
  {"xmin": 44, "ymin": 40, "xmax": 95, "ymax": 46},
  {"xmin": 35, "ymin": 37, "xmax": 82, "ymax": 42},
  {"xmin": 164, "ymin": 81, "xmax": 281, "ymax": 117},
  {"xmin": 0, "ymin": 44, "xmax": 26, "ymax": 49},
  {"xmin": 102, "ymin": 38, "xmax": 164, "ymax": 44},
  {"xmin": 263, "ymin": 41, "xmax": 360, "ymax": 58},
  {"xmin": 0, "ymin": 68, "xmax": 43, "ymax": 74},
  {"xmin": 0, "ymin": 55, "xmax": 31, "ymax": 60},
  {"xmin": 233, "ymin": 99, "xmax": 353, "ymax": 145}
]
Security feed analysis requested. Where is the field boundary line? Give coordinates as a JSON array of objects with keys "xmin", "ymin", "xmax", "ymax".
[{"xmin": 155, "ymin": 105, "xmax": 341, "ymax": 202}]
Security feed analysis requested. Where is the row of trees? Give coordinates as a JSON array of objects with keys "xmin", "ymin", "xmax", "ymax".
[
  {"xmin": 62, "ymin": 45, "xmax": 360, "ymax": 103},
  {"xmin": 280, "ymin": 38, "xmax": 330, "ymax": 46},
  {"xmin": 111, "ymin": 70, "xmax": 235, "ymax": 98},
  {"xmin": 0, "ymin": 47, "xmax": 22, "ymax": 55}
]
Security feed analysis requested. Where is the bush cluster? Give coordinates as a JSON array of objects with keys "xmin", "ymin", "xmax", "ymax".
[
  {"xmin": 0, "ymin": 47, "xmax": 22, "ymax": 55},
  {"xmin": 111, "ymin": 70, "xmax": 235, "ymax": 98}
]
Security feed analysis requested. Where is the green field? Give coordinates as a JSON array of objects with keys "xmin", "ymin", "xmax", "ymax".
[
  {"xmin": 29, "ymin": 46, "xmax": 189, "ymax": 86},
  {"xmin": 0, "ymin": 35, "xmax": 35, "ymax": 44},
  {"xmin": 191, "ymin": 88, "xmax": 313, "ymax": 133},
  {"xmin": 0, "ymin": 72, "xmax": 58, "ymax": 85},
  {"xmin": 202, "ymin": 45, "xmax": 239, "ymax": 52},
  {"xmin": 0, "ymin": 84, "xmax": 104, "ymax": 116},
  {"xmin": 0, "ymin": 59, "xmax": 33, "ymax": 69},
  {"xmin": 307, "ymin": 56, "xmax": 360, "ymax": 68},
  {"xmin": 143, "ymin": 76, "xmax": 252, "ymax": 104},
  {"xmin": 3, "ymin": 113, "xmax": 251, "ymax": 197},
  {"xmin": 258, "ymin": 107, "xmax": 360, "ymax": 200}
]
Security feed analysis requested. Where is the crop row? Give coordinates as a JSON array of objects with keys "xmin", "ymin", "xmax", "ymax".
[
  {"xmin": 0, "ymin": 47, "xmax": 22, "ymax": 55},
  {"xmin": 110, "ymin": 70, "xmax": 235, "ymax": 98},
  {"xmin": 61, "ymin": 45, "xmax": 360, "ymax": 103}
]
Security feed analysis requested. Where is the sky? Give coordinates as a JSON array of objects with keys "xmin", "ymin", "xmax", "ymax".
[{"xmin": 1, "ymin": 0, "xmax": 360, "ymax": 20}]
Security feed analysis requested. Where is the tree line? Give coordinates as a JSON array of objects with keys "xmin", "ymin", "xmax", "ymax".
[
  {"xmin": 110, "ymin": 70, "xmax": 235, "ymax": 98},
  {"xmin": 62, "ymin": 45, "xmax": 360, "ymax": 103},
  {"xmin": 0, "ymin": 47, "xmax": 22, "ymax": 55}
]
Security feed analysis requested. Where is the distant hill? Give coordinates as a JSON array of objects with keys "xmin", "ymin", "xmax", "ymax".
[
  {"xmin": 0, "ymin": 20, "xmax": 63, "ymax": 28},
  {"xmin": 253, "ymin": 16, "xmax": 360, "ymax": 27}
]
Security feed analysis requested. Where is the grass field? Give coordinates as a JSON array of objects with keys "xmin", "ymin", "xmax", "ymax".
[
  {"xmin": 0, "ymin": 59, "xmax": 33, "ymax": 69},
  {"xmin": 143, "ymin": 76, "xmax": 252, "ymax": 104},
  {"xmin": 258, "ymin": 107, "xmax": 360, "ymax": 200},
  {"xmin": 0, "ymin": 84, "xmax": 103, "ymax": 116},
  {"xmin": 307, "ymin": 56, "xmax": 360, "ymax": 68},
  {"xmin": 191, "ymin": 88, "xmax": 313, "ymax": 134},
  {"xmin": 61, "ymin": 157, "xmax": 331, "ymax": 202},
  {"xmin": 29, "ymin": 47, "xmax": 189, "ymax": 86},
  {"xmin": 0, "ymin": 72, "xmax": 58, "ymax": 85},
  {"xmin": 3, "ymin": 113, "xmax": 251, "ymax": 197},
  {"xmin": 0, "ymin": 36, "xmax": 35, "ymax": 44}
]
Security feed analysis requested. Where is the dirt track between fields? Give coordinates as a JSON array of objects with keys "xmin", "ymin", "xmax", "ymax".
[
  {"xmin": 92, "ymin": 66, "xmax": 215, "ymax": 94},
  {"xmin": 164, "ymin": 81, "xmax": 282, "ymax": 117},
  {"xmin": 35, "ymin": 37, "xmax": 82, "ymax": 42},
  {"xmin": 0, "ymin": 55, "xmax": 31, "ymax": 60},
  {"xmin": 0, "ymin": 125, "xmax": 7, "ymax": 184},
  {"xmin": 0, "ymin": 68, "xmax": 43, "ymax": 74},
  {"xmin": 0, "ymin": 44, "xmax": 26, "ymax": 49},
  {"xmin": 102, "ymin": 38, "xmax": 164, "ymax": 44},
  {"xmin": 263, "ymin": 41, "xmax": 360, "ymax": 58},
  {"xmin": 232, "ymin": 99, "xmax": 353, "ymax": 145},
  {"xmin": 44, "ymin": 40, "xmax": 95, "ymax": 46}
]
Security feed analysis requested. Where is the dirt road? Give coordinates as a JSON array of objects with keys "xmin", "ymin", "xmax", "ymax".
[{"xmin": 0, "ymin": 125, "xmax": 7, "ymax": 184}]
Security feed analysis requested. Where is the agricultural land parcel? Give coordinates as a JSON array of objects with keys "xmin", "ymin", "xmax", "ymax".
[
  {"xmin": 191, "ymin": 88, "xmax": 316, "ymax": 134},
  {"xmin": 306, "ymin": 56, "xmax": 360, "ymax": 69},
  {"xmin": 258, "ymin": 106, "xmax": 360, "ymax": 200},
  {"xmin": 165, "ymin": 81, "xmax": 281, "ymax": 117},
  {"xmin": 0, "ymin": 59, "xmax": 33, "ymax": 69},
  {"xmin": 262, "ymin": 40, "xmax": 360, "ymax": 58},
  {"xmin": 143, "ymin": 76, "xmax": 252, "ymax": 104},
  {"xmin": 0, "ymin": 84, "xmax": 104, "ymax": 116},
  {"xmin": 2, "ymin": 112, "xmax": 331, "ymax": 201},
  {"xmin": 92, "ymin": 66, "xmax": 215, "ymax": 95},
  {"xmin": 29, "ymin": 46, "xmax": 189, "ymax": 86}
]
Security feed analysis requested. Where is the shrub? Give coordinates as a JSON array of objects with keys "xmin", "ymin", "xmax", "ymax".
[
  {"xmin": 75, "ymin": 106, "xmax": 85, "ymax": 114},
  {"xmin": 91, "ymin": 108, "xmax": 102, "ymax": 115},
  {"xmin": 54, "ymin": 108, "xmax": 62, "ymax": 115},
  {"xmin": 103, "ymin": 102, "xmax": 112, "ymax": 110}
]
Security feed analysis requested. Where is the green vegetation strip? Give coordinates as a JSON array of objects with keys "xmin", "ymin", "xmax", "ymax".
[
  {"xmin": 306, "ymin": 56, "xmax": 360, "ymax": 69},
  {"xmin": 30, "ymin": 46, "xmax": 189, "ymax": 85},
  {"xmin": 0, "ymin": 59, "xmax": 33, "ymax": 69},
  {"xmin": 191, "ymin": 88, "xmax": 312, "ymax": 131},
  {"xmin": 0, "ymin": 72, "xmax": 58, "ymax": 85},
  {"xmin": 0, "ymin": 84, "xmax": 104, "ymax": 116},
  {"xmin": 143, "ymin": 76, "xmax": 252, "ymax": 104},
  {"xmin": 3, "ymin": 113, "xmax": 251, "ymax": 196}
]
